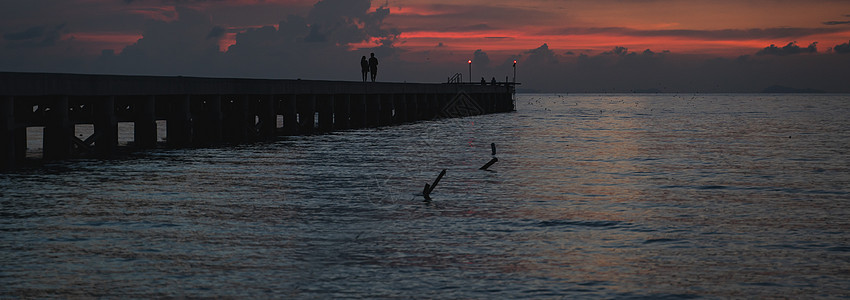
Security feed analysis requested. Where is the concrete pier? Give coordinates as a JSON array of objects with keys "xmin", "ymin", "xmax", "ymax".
[
  {"xmin": 135, "ymin": 96, "xmax": 157, "ymax": 149},
  {"xmin": 0, "ymin": 72, "xmax": 515, "ymax": 170},
  {"xmin": 167, "ymin": 95, "xmax": 193, "ymax": 148}
]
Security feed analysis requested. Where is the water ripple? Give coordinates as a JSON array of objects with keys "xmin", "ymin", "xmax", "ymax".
[{"xmin": 2, "ymin": 94, "xmax": 850, "ymax": 298}]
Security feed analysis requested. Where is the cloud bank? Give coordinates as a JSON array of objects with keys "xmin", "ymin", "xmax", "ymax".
[
  {"xmin": 756, "ymin": 42, "xmax": 818, "ymax": 56},
  {"xmin": 88, "ymin": 0, "xmax": 399, "ymax": 79},
  {"xmin": 509, "ymin": 44, "xmax": 850, "ymax": 93},
  {"xmin": 1, "ymin": 0, "xmax": 849, "ymax": 92}
]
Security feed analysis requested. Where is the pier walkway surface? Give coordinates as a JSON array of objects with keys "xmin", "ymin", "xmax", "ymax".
[{"xmin": 1, "ymin": 72, "xmax": 515, "ymax": 170}]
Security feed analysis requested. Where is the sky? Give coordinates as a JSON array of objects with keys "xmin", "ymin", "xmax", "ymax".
[{"xmin": 1, "ymin": 0, "xmax": 849, "ymax": 92}]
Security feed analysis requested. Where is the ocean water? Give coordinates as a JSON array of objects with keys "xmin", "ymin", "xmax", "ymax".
[{"xmin": 2, "ymin": 94, "xmax": 849, "ymax": 298}]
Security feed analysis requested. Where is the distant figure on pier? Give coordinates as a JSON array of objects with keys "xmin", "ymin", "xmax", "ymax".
[
  {"xmin": 368, "ymin": 53, "xmax": 379, "ymax": 82},
  {"xmin": 481, "ymin": 77, "xmax": 486, "ymax": 85},
  {"xmin": 360, "ymin": 56, "xmax": 369, "ymax": 82},
  {"xmin": 491, "ymin": 77, "xmax": 497, "ymax": 85}
]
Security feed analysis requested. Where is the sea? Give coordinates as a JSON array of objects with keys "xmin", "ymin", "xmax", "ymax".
[{"xmin": 2, "ymin": 94, "xmax": 849, "ymax": 298}]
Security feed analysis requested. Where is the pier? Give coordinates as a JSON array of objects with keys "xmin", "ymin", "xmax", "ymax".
[{"xmin": 1, "ymin": 72, "xmax": 515, "ymax": 170}]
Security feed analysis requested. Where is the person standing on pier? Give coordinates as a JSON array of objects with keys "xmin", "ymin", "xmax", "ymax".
[
  {"xmin": 360, "ymin": 56, "xmax": 369, "ymax": 82},
  {"xmin": 368, "ymin": 53, "xmax": 379, "ymax": 82}
]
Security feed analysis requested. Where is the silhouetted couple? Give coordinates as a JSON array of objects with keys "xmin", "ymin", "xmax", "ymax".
[{"xmin": 360, "ymin": 53, "xmax": 379, "ymax": 82}]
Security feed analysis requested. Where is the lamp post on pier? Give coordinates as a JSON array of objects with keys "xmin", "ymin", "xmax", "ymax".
[
  {"xmin": 513, "ymin": 60, "xmax": 517, "ymax": 84},
  {"xmin": 468, "ymin": 60, "xmax": 472, "ymax": 84}
]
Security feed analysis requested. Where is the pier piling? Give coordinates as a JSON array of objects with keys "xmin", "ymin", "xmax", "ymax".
[
  {"xmin": 350, "ymin": 94, "xmax": 366, "ymax": 129},
  {"xmin": 333, "ymin": 94, "xmax": 351, "ymax": 130},
  {"xmin": 297, "ymin": 94, "xmax": 316, "ymax": 135},
  {"xmin": 393, "ymin": 94, "xmax": 407, "ymax": 124},
  {"xmin": 366, "ymin": 94, "xmax": 380, "ymax": 128},
  {"xmin": 197, "ymin": 95, "xmax": 223, "ymax": 146},
  {"xmin": 44, "ymin": 96, "xmax": 72, "ymax": 160},
  {"xmin": 93, "ymin": 96, "xmax": 118, "ymax": 158},
  {"xmin": 1, "ymin": 97, "xmax": 14, "ymax": 169},
  {"xmin": 379, "ymin": 94, "xmax": 393, "ymax": 127},
  {"xmin": 317, "ymin": 94, "xmax": 334, "ymax": 132},
  {"xmin": 135, "ymin": 96, "xmax": 157, "ymax": 149},
  {"xmin": 281, "ymin": 96, "xmax": 298, "ymax": 135},
  {"xmin": 222, "ymin": 96, "xmax": 250, "ymax": 144},
  {"xmin": 167, "ymin": 95, "xmax": 193, "ymax": 148},
  {"xmin": 258, "ymin": 95, "xmax": 276, "ymax": 138}
]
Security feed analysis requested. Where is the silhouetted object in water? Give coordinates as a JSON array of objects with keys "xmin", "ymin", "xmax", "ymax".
[
  {"xmin": 481, "ymin": 77, "xmax": 486, "ymax": 85},
  {"xmin": 480, "ymin": 157, "xmax": 498, "ymax": 170},
  {"xmin": 423, "ymin": 169, "xmax": 447, "ymax": 201},
  {"xmin": 360, "ymin": 56, "xmax": 369, "ymax": 82},
  {"xmin": 481, "ymin": 143, "xmax": 498, "ymax": 170},
  {"xmin": 368, "ymin": 53, "xmax": 379, "ymax": 82}
]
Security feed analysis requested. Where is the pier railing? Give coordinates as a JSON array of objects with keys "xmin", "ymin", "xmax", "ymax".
[
  {"xmin": 1, "ymin": 72, "xmax": 515, "ymax": 170},
  {"xmin": 447, "ymin": 73, "xmax": 463, "ymax": 84}
]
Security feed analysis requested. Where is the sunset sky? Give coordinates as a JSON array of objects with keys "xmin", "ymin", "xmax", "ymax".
[{"xmin": 2, "ymin": 0, "xmax": 849, "ymax": 92}]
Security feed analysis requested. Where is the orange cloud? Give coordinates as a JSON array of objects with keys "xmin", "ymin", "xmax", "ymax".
[{"xmin": 384, "ymin": 0, "xmax": 850, "ymax": 59}]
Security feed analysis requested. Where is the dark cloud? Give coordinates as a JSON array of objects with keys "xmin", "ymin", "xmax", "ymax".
[
  {"xmin": 756, "ymin": 41, "xmax": 818, "ymax": 56},
  {"xmin": 3, "ymin": 26, "xmax": 46, "ymax": 41},
  {"xmin": 508, "ymin": 43, "xmax": 562, "ymax": 89},
  {"xmin": 206, "ymin": 26, "xmax": 225, "ymax": 40},
  {"xmin": 524, "ymin": 43, "xmax": 559, "ymax": 65},
  {"xmin": 513, "ymin": 44, "xmax": 850, "ymax": 93},
  {"xmin": 93, "ymin": 7, "xmax": 223, "ymax": 75},
  {"xmin": 835, "ymin": 40, "xmax": 850, "ymax": 54},
  {"xmin": 823, "ymin": 21, "xmax": 850, "ymax": 25},
  {"xmin": 823, "ymin": 12, "xmax": 850, "ymax": 25},
  {"xmin": 473, "ymin": 49, "xmax": 490, "ymax": 66},
  {"xmin": 303, "ymin": 24, "xmax": 328, "ymax": 43},
  {"xmin": 641, "ymin": 49, "xmax": 669, "ymax": 56},
  {"xmin": 545, "ymin": 26, "xmax": 845, "ymax": 41},
  {"xmin": 87, "ymin": 0, "xmax": 402, "ymax": 79},
  {"xmin": 217, "ymin": 0, "xmax": 398, "ymax": 79},
  {"xmin": 598, "ymin": 46, "xmax": 665, "ymax": 57},
  {"xmin": 3, "ymin": 23, "xmax": 67, "ymax": 47},
  {"xmin": 603, "ymin": 46, "xmax": 631, "ymax": 56},
  {"xmin": 306, "ymin": 0, "xmax": 372, "ymax": 44}
]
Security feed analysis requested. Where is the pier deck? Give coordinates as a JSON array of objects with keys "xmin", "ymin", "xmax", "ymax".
[{"xmin": 1, "ymin": 72, "xmax": 515, "ymax": 170}]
